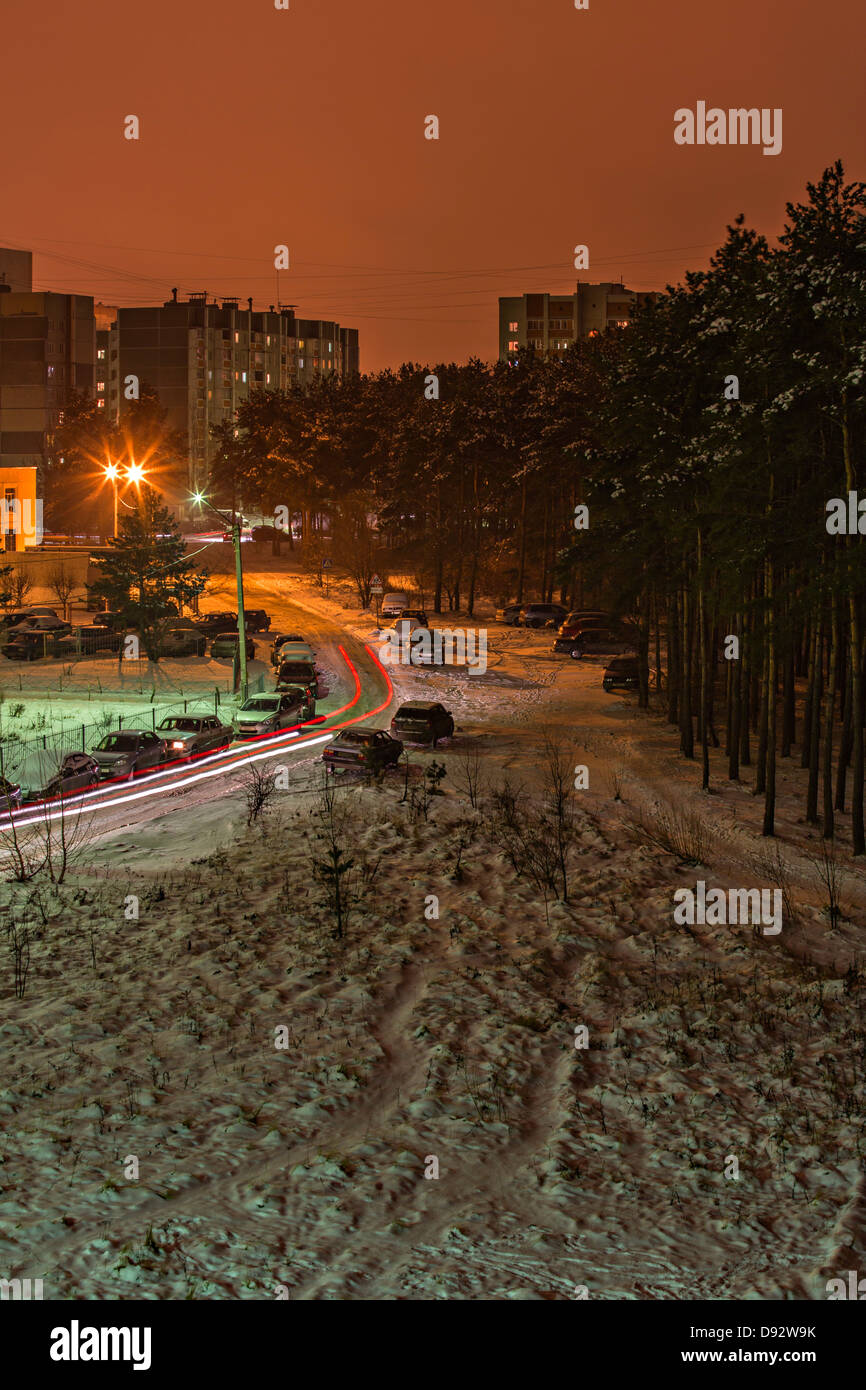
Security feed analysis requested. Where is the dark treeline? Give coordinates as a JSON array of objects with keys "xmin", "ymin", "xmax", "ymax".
[{"xmin": 213, "ymin": 163, "xmax": 865, "ymax": 844}]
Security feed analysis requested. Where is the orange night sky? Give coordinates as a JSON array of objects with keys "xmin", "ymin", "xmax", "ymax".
[{"xmin": 1, "ymin": 0, "xmax": 863, "ymax": 371}]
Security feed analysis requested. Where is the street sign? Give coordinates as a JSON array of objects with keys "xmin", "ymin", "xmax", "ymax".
[
  {"xmin": 371, "ymin": 574, "xmax": 382, "ymax": 585},
  {"xmin": 322, "ymin": 558, "xmax": 333, "ymax": 569},
  {"xmin": 371, "ymin": 584, "xmax": 383, "ymax": 595}
]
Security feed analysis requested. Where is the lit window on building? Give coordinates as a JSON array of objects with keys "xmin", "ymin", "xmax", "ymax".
[
  {"xmin": 97, "ymin": 400, "xmax": 105, "ymax": 409},
  {"xmin": 509, "ymin": 321, "xmax": 518, "ymax": 332},
  {"xmin": 97, "ymin": 348, "xmax": 106, "ymax": 360},
  {"xmin": 97, "ymin": 380, "xmax": 105, "ymax": 391},
  {"xmin": 507, "ymin": 340, "xmax": 519, "ymax": 351}
]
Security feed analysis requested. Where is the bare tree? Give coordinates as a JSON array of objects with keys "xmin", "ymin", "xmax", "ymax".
[
  {"xmin": 1, "ymin": 765, "xmax": 95, "ymax": 884},
  {"xmin": 9, "ymin": 570, "xmax": 33, "ymax": 610},
  {"xmin": 47, "ymin": 563, "xmax": 78, "ymax": 621},
  {"xmin": 453, "ymin": 742, "xmax": 484, "ymax": 809},
  {"xmin": 330, "ymin": 492, "xmax": 378, "ymax": 607},
  {"xmin": 5, "ymin": 915, "xmax": 31, "ymax": 998},
  {"xmin": 242, "ymin": 765, "xmax": 278, "ymax": 826}
]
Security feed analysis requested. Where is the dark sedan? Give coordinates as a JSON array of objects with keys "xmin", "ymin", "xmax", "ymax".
[
  {"xmin": 603, "ymin": 656, "xmax": 640, "ymax": 692},
  {"xmin": 243, "ymin": 609, "xmax": 271, "ymax": 632},
  {"xmin": 275, "ymin": 658, "xmax": 319, "ymax": 697},
  {"xmin": 90, "ymin": 729, "xmax": 167, "ymax": 781},
  {"xmin": 2, "ymin": 631, "xmax": 71, "ymax": 661},
  {"xmin": 557, "ymin": 627, "xmax": 637, "ymax": 660},
  {"xmin": 390, "ymin": 701, "xmax": 454, "ymax": 746},
  {"xmin": 519, "ymin": 602, "xmax": 568, "ymax": 629},
  {"xmin": 194, "ymin": 611, "xmax": 239, "ymax": 636},
  {"xmin": 160, "ymin": 627, "xmax": 208, "ymax": 657},
  {"xmin": 16, "ymin": 751, "xmax": 101, "ymax": 803},
  {"xmin": 71, "ymin": 625, "xmax": 124, "ymax": 655},
  {"xmin": 323, "ymin": 727, "xmax": 403, "ymax": 773}
]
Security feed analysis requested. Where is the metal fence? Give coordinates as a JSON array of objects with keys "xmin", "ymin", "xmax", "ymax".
[{"xmin": 0, "ymin": 688, "xmax": 231, "ymax": 779}]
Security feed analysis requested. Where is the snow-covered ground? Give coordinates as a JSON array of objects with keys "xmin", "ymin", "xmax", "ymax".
[{"xmin": 2, "ymin": 561, "xmax": 864, "ymax": 1300}]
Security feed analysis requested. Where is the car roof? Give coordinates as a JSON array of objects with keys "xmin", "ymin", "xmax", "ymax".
[{"xmin": 396, "ymin": 701, "xmax": 438, "ymax": 711}]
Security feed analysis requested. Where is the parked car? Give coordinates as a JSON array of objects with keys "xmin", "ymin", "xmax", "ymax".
[
  {"xmin": 323, "ymin": 727, "xmax": 403, "ymax": 773},
  {"xmin": 232, "ymin": 688, "xmax": 314, "ymax": 738},
  {"xmin": 243, "ymin": 608, "xmax": 271, "ymax": 632},
  {"xmin": 275, "ymin": 658, "xmax": 319, "ymax": 698},
  {"xmin": 4, "ymin": 606, "xmax": 59, "ymax": 626},
  {"xmin": 160, "ymin": 627, "xmax": 208, "ymax": 657},
  {"xmin": 519, "ymin": 602, "xmax": 568, "ymax": 629},
  {"xmin": 250, "ymin": 524, "xmax": 280, "ymax": 543},
  {"xmin": 271, "ymin": 638, "xmax": 315, "ymax": 667},
  {"xmin": 211, "ymin": 632, "xmax": 257, "ymax": 660},
  {"xmin": 495, "ymin": 602, "xmax": 522, "ymax": 626},
  {"xmin": 380, "ymin": 591, "xmax": 409, "ymax": 619},
  {"xmin": 194, "ymin": 611, "xmax": 239, "ymax": 635},
  {"xmin": 92, "ymin": 610, "xmax": 128, "ymax": 630},
  {"xmin": 399, "ymin": 608, "xmax": 429, "ymax": 626},
  {"xmin": 559, "ymin": 627, "xmax": 638, "ymax": 660},
  {"xmin": 387, "ymin": 617, "xmax": 427, "ymax": 638},
  {"xmin": 10, "ymin": 614, "xmax": 71, "ymax": 635},
  {"xmin": 0, "ymin": 776, "xmax": 22, "ymax": 809},
  {"xmin": 1, "ymin": 631, "xmax": 71, "ymax": 661},
  {"xmin": 90, "ymin": 729, "xmax": 167, "ymax": 781},
  {"xmin": 66, "ymin": 625, "xmax": 122, "ymax": 655},
  {"xmin": 16, "ymin": 751, "xmax": 101, "ymax": 803},
  {"xmin": 156, "ymin": 714, "xmax": 232, "ymax": 759},
  {"xmin": 270, "ymin": 632, "xmax": 309, "ymax": 665},
  {"xmin": 556, "ymin": 610, "xmax": 612, "ymax": 638},
  {"xmin": 390, "ymin": 701, "xmax": 454, "ymax": 746},
  {"xmin": 603, "ymin": 655, "xmax": 640, "ymax": 692}
]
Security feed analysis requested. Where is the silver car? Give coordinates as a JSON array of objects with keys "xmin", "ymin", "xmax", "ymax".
[
  {"xmin": 232, "ymin": 690, "xmax": 312, "ymax": 738},
  {"xmin": 91, "ymin": 729, "xmax": 167, "ymax": 781}
]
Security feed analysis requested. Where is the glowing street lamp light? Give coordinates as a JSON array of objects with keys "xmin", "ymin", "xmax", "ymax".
[
  {"xmin": 103, "ymin": 462, "xmax": 147, "ymax": 537},
  {"xmin": 104, "ymin": 463, "xmax": 121, "ymax": 537}
]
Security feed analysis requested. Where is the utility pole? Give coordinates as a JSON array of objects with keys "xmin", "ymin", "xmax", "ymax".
[
  {"xmin": 192, "ymin": 489, "xmax": 249, "ymax": 704},
  {"xmin": 233, "ymin": 510, "xmax": 248, "ymax": 702}
]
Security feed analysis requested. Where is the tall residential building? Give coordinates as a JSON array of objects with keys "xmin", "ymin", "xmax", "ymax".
[
  {"xmin": 499, "ymin": 282, "xmax": 656, "ymax": 360},
  {"xmin": 0, "ymin": 282, "xmax": 95, "ymax": 484},
  {"xmin": 0, "ymin": 247, "xmax": 33, "ymax": 294},
  {"xmin": 98, "ymin": 294, "xmax": 360, "ymax": 493}
]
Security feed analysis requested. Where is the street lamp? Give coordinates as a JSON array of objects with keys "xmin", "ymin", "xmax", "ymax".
[
  {"xmin": 104, "ymin": 463, "xmax": 121, "ymax": 538},
  {"xmin": 191, "ymin": 490, "xmax": 249, "ymax": 703},
  {"xmin": 104, "ymin": 462, "xmax": 147, "ymax": 538}
]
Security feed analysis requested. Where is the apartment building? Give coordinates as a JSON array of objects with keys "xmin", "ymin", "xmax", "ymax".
[
  {"xmin": 0, "ymin": 257, "xmax": 95, "ymax": 487},
  {"xmin": 499, "ymin": 282, "xmax": 656, "ymax": 360},
  {"xmin": 98, "ymin": 294, "xmax": 360, "ymax": 492}
]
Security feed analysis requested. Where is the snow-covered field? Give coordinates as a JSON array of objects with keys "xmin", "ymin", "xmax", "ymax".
[{"xmin": 2, "ymin": 564, "xmax": 865, "ymax": 1300}]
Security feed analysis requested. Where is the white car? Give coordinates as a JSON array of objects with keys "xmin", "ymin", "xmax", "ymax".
[{"xmin": 380, "ymin": 591, "xmax": 408, "ymax": 619}]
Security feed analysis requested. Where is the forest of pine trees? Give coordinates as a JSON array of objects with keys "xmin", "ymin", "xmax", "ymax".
[{"xmin": 203, "ymin": 164, "xmax": 865, "ymax": 844}]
